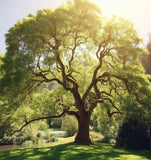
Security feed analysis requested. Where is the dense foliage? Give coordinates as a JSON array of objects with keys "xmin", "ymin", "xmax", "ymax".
[{"xmin": 116, "ymin": 115, "xmax": 151, "ymax": 149}]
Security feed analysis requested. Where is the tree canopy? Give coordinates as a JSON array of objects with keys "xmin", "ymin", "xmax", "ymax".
[{"xmin": 0, "ymin": 0, "xmax": 149, "ymax": 145}]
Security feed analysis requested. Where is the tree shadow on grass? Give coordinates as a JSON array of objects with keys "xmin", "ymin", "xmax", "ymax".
[{"xmin": 0, "ymin": 141, "xmax": 151, "ymax": 160}]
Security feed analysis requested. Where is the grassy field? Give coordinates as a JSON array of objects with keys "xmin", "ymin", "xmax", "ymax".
[{"xmin": 0, "ymin": 137, "xmax": 151, "ymax": 160}]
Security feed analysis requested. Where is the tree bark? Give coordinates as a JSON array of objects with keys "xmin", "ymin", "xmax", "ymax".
[{"xmin": 74, "ymin": 113, "xmax": 93, "ymax": 145}]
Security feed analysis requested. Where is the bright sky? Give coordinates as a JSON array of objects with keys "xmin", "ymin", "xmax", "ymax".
[{"xmin": 0, "ymin": 0, "xmax": 151, "ymax": 54}]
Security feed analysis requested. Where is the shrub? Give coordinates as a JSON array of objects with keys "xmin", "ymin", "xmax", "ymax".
[
  {"xmin": 12, "ymin": 128, "xmax": 34, "ymax": 145},
  {"xmin": 48, "ymin": 136, "xmax": 58, "ymax": 143},
  {"xmin": 61, "ymin": 115, "xmax": 78, "ymax": 137},
  {"xmin": 90, "ymin": 131, "xmax": 102, "ymax": 139},
  {"xmin": 37, "ymin": 132, "xmax": 41, "ymax": 138},
  {"xmin": 12, "ymin": 136, "xmax": 24, "ymax": 144},
  {"xmin": 0, "ymin": 136, "xmax": 13, "ymax": 145},
  {"xmin": 109, "ymin": 138, "xmax": 116, "ymax": 145},
  {"xmin": 31, "ymin": 137, "xmax": 39, "ymax": 145},
  {"xmin": 101, "ymin": 135, "xmax": 111, "ymax": 143},
  {"xmin": 22, "ymin": 140, "xmax": 33, "ymax": 147},
  {"xmin": 50, "ymin": 118, "xmax": 62, "ymax": 128},
  {"xmin": 116, "ymin": 116, "xmax": 151, "ymax": 149},
  {"xmin": 49, "ymin": 131, "xmax": 67, "ymax": 138},
  {"xmin": 43, "ymin": 132, "xmax": 58, "ymax": 143},
  {"xmin": 0, "ymin": 131, "xmax": 4, "ymax": 139},
  {"xmin": 101, "ymin": 126, "xmax": 117, "ymax": 145},
  {"xmin": 38, "ymin": 121, "xmax": 49, "ymax": 131}
]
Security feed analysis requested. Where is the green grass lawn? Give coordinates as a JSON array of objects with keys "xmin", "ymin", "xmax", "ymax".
[{"xmin": 0, "ymin": 138, "xmax": 151, "ymax": 160}]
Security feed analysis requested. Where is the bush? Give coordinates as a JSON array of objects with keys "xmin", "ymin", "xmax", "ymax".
[
  {"xmin": 0, "ymin": 131, "xmax": 4, "ymax": 139},
  {"xmin": 0, "ymin": 136, "xmax": 13, "ymax": 145},
  {"xmin": 43, "ymin": 132, "xmax": 58, "ymax": 143},
  {"xmin": 12, "ymin": 128, "xmax": 35, "ymax": 145},
  {"xmin": 91, "ymin": 107, "xmax": 121, "ymax": 135},
  {"xmin": 101, "ymin": 126, "xmax": 117, "ymax": 146},
  {"xmin": 116, "ymin": 116, "xmax": 151, "ymax": 150},
  {"xmin": 101, "ymin": 135, "xmax": 111, "ymax": 143},
  {"xmin": 48, "ymin": 136, "xmax": 58, "ymax": 143},
  {"xmin": 109, "ymin": 138, "xmax": 116, "ymax": 145},
  {"xmin": 37, "ymin": 132, "xmax": 41, "ymax": 138},
  {"xmin": 90, "ymin": 131, "xmax": 102, "ymax": 139},
  {"xmin": 12, "ymin": 136, "xmax": 24, "ymax": 144},
  {"xmin": 38, "ymin": 121, "xmax": 49, "ymax": 131},
  {"xmin": 49, "ymin": 131, "xmax": 67, "ymax": 138},
  {"xmin": 61, "ymin": 115, "xmax": 78, "ymax": 137},
  {"xmin": 50, "ymin": 118, "xmax": 62, "ymax": 128},
  {"xmin": 22, "ymin": 140, "xmax": 33, "ymax": 147}
]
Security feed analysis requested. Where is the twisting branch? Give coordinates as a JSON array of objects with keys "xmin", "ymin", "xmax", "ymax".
[
  {"xmin": 37, "ymin": 55, "xmax": 42, "ymax": 71},
  {"xmin": 69, "ymin": 46, "xmax": 76, "ymax": 68},
  {"xmin": 100, "ymin": 91, "xmax": 112, "ymax": 97},
  {"xmin": 103, "ymin": 97, "xmax": 123, "ymax": 117},
  {"xmin": 82, "ymin": 39, "xmax": 113, "ymax": 102},
  {"xmin": 82, "ymin": 60, "xmax": 103, "ymax": 102},
  {"xmin": 69, "ymin": 31, "xmax": 80, "ymax": 68},
  {"xmin": 82, "ymin": 80, "xmax": 96, "ymax": 102},
  {"xmin": 66, "ymin": 110, "xmax": 80, "ymax": 122},
  {"xmin": 56, "ymin": 53, "xmax": 67, "ymax": 89},
  {"xmin": 111, "ymin": 74, "xmax": 131, "ymax": 92},
  {"xmin": 97, "ymin": 72, "xmax": 131, "ymax": 92},
  {"xmin": 103, "ymin": 58, "xmax": 114, "ymax": 69},
  {"xmin": 107, "ymin": 109, "xmax": 123, "ymax": 118},
  {"xmin": 10, "ymin": 109, "xmax": 67, "ymax": 136},
  {"xmin": 68, "ymin": 31, "xmax": 89, "ymax": 69},
  {"xmin": 83, "ymin": 72, "xmax": 111, "ymax": 102},
  {"xmin": 88, "ymin": 103, "xmax": 97, "ymax": 116}
]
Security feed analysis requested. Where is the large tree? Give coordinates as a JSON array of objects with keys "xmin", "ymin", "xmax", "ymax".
[{"xmin": 0, "ymin": 0, "xmax": 147, "ymax": 145}]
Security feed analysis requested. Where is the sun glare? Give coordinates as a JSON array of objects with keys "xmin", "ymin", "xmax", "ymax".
[
  {"xmin": 90, "ymin": 0, "xmax": 151, "ymax": 44},
  {"xmin": 91, "ymin": 0, "xmax": 141, "ymax": 20}
]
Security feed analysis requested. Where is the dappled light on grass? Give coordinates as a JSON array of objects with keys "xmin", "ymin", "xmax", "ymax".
[{"xmin": 0, "ymin": 140, "xmax": 151, "ymax": 160}]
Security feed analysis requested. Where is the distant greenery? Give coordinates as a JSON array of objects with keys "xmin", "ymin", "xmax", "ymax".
[
  {"xmin": 0, "ymin": 139, "xmax": 151, "ymax": 160},
  {"xmin": 61, "ymin": 115, "xmax": 78, "ymax": 137},
  {"xmin": 0, "ymin": 124, "xmax": 67, "ymax": 146}
]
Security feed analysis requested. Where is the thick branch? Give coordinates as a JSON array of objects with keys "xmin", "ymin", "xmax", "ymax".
[
  {"xmin": 66, "ymin": 110, "xmax": 80, "ymax": 122},
  {"xmin": 103, "ymin": 97, "xmax": 123, "ymax": 117},
  {"xmin": 111, "ymin": 74, "xmax": 130, "ymax": 92},
  {"xmin": 82, "ymin": 72, "xmax": 109, "ymax": 101},
  {"xmin": 82, "ymin": 62, "xmax": 103, "ymax": 102},
  {"xmin": 68, "ymin": 32, "xmax": 89, "ymax": 69},
  {"xmin": 97, "ymin": 72, "xmax": 130, "ymax": 92},
  {"xmin": 28, "ymin": 65, "xmax": 64, "ymax": 85},
  {"xmin": 82, "ymin": 44, "xmax": 112, "ymax": 102},
  {"xmin": 10, "ymin": 109, "xmax": 67, "ymax": 136},
  {"xmin": 82, "ymin": 81, "xmax": 96, "ymax": 101},
  {"xmin": 68, "ymin": 31, "xmax": 78, "ymax": 68},
  {"xmin": 88, "ymin": 103, "xmax": 97, "ymax": 116},
  {"xmin": 107, "ymin": 109, "xmax": 123, "ymax": 118},
  {"xmin": 56, "ymin": 53, "xmax": 67, "ymax": 89},
  {"xmin": 100, "ymin": 91, "xmax": 112, "ymax": 97}
]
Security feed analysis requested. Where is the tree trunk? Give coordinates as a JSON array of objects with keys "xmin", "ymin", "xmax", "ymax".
[{"xmin": 74, "ymin": 113, "xmax": 93, "ymax": 145}]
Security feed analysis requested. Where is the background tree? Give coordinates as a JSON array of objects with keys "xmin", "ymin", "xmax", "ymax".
[
  {"xmin": 116, "ymin": 106, "xmax": 151, "ymax": 149},
  {"xmin": 140, "ymin": 34, "xmax": 151, "ymax": 76},
  {"xmin": 0, "ymin": 0, "xmax": 147, "ymax": 145},
  {"xmin": 115, "ymin": 71, "xmax": 151, "ymax": 149}
]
